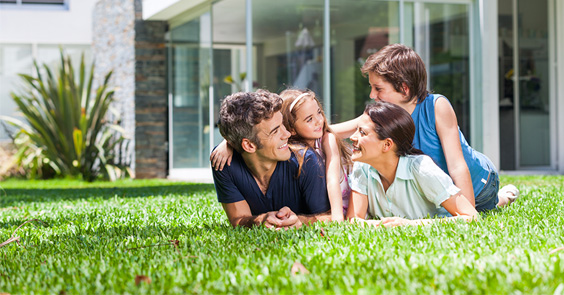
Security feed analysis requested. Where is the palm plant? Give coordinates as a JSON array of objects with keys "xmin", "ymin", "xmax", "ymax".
[{"xmin": 0, "ymin": 51, "xmax": 131, "ymax": 181}]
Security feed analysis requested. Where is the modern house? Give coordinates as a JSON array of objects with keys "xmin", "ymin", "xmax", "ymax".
[
  {"xmin": 0, "ymin": 0, "xmax": 96, "ymax": 142},
  {"xmin": 7, "ymin": 0, "xmax": 564, "ymax": 181}
]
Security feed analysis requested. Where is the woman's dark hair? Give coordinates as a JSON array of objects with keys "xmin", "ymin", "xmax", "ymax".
[
  {"xmin": 364, "ymin": 101, "xmax": 423, "ymax": 157},
  {"xmin": 361, "ymin": 43, "xmax": 429, "ymax": 103}
]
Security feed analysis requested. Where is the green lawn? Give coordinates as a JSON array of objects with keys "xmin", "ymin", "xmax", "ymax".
[{"xmin": 0, "ymin": 176, "xmax": 563, "ymax": 294}]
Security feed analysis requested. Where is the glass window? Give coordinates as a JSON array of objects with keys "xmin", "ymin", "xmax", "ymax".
[
  {"xmin": 418, "ymin": 3, "xmax": 471, "ymax": 140},
  {"xmin": 498, "ymin": 0, "xmax": 550, "ymax": 168},
  {"xmin": 0, "ymin": 0, "xmax": 68, "ymax": 10},
  {"xmin": 252, "ymin": 0, "xmax": 325, "ymax": 96},
  {"xmin": 329, "ymin": 0, "xmax": 400, "ymax": 122},
  {"xmin": 212, "ymin": 0, "xmax": 247, "ymax": 149},
  {"xmin": 329, "ymin": 1, "xmax": 470, "ymax": 139},
  {"xmin": 168, "ymin": 12, "xmax": 212, "ymax": 169}
]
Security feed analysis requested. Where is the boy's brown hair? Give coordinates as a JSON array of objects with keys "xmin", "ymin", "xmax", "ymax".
[{"xmin": 361, "ymin": 43, "xmax": 429, "ymax": 102}]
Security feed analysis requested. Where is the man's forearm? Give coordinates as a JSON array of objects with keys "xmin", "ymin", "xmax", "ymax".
[
  {"xmin": 297, "ymin": 211, "xmax": 331, "ymax": 225},
  {"xmin": 229, "ymin": 214, "xmax": 266, "ymax": 228}
]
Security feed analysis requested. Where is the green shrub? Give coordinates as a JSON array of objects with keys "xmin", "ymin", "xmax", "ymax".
[{"xmin": 0, "ymin": 51, "xmax": 130, "ymax": 181}]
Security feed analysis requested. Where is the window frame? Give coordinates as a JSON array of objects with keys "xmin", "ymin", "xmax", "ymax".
[{"xmin": 0, "ymin": 0, "xmax": 68, "ymax": 10}]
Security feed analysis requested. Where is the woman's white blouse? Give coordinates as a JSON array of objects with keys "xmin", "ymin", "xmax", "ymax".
[{"xmin": 348, "ymin": 155, "xmax": 461, "ymax": 219}]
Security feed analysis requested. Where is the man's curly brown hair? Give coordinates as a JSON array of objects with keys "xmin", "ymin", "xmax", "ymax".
[{"xmin": 218, "ymin": 90, "xmax": 282, "ymax": 153}]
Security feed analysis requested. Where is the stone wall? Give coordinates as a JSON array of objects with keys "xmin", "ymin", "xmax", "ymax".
[
  {"xmin": 93, "ymin": 0, "xmax": 168, "ymax": 178},
  {"xmin": 134, "ymin": 14, "xmax": 168, "ymax": 178},
  {"xmin": 92, "ymin": 0, "xmax": 136, "ymax": 172}
]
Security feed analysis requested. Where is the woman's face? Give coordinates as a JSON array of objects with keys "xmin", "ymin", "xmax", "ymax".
[
  {"xmin": 350, "ymin": 114, "xmax": 386, "ymax": 163},
  {"xmin": 368, "ymin": 73, "xmax": 407, "ymax": 106}
]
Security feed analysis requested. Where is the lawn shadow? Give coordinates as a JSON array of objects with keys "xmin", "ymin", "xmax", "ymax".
[
  {"xmin": 1, "ymin": 220, "xmax": 237, "ymax": 253},
  {"xmin": 0, "ymin": 183, "xmax": 216, "ymax": 207}
]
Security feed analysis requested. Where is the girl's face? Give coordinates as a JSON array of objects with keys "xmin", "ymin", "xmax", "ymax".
[
  {"xmin": 350, "ymin": 114, "xmax": 386, "ymax": 163},
  {"xmin": 368, "ymin": 72, "xmax": 408, "ymax": 106},
  {"xmin": 292, "ymin": 97, "xmax": 325, "ymax": 146}
]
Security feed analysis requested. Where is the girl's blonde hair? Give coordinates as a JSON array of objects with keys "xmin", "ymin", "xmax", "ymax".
[{"xmin": 279, "ymin": 89, "xmax": 352, "ymax": 177}]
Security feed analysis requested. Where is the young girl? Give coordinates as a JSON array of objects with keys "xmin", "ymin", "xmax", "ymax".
[
  {"xmin": 333, "ymin": 43, "xmax": 518, "ymax": 213},
  {"xmin": 279, "ymin": 89, "xmax": 352, "ymax": 221},
  {"xmin": 346, "ymin": 101, "xmax": 479, "ymax": 227},
  {"xmin": 211, "ymin": 89, "xmax": 353, "ymax": 221}
]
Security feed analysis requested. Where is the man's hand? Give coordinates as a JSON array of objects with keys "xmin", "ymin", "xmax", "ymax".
[{"xmin": 262, "ymin": 206, "xmax": 302, "ymax": 229}]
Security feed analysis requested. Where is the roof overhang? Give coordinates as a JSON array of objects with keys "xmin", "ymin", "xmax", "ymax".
[{"xmin": 142, "ymin": 0, "xmax": 208, "ymax": 21}]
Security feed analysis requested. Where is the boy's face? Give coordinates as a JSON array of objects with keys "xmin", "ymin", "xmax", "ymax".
[
  {"xmin": 368, "ymin": 73, "xmax": 407, "ymax": 106},
  {"xmin": 252, "ymin": 111, "xmax": 292, "ymax": 162}
]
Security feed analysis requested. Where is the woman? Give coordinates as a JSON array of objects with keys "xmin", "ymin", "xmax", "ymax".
[{"xmin": 346, "ymin": 101, "xmax": 478, "ymax": 227}]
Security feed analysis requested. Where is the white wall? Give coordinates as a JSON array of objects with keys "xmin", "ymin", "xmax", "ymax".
[
  {"xmin": 0, "ymin": 0, "xmax": 97, "ymax": 44},
  {"xmin": 0, "ymin": 0, "xmax": 96, "ymax": 142},
  {"xmin": 478, "ymin": 0, "xmax": 500, "ymax": 169}
]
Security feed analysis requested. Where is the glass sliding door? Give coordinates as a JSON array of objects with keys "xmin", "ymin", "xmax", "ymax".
[
  {"xmin": 212, "ymin": 0, "xmax": 247, "ymax": 149},
  {"xmin": 498, "ymin": 0, "xmax": 552, "ymax": 170},
  {"xmin": 414, "ymin": 3, "xmax": 471, "ymax": 139},
  {"xmin": 328, "ymin": 0, "xmax": 471, "ymax": 138},
  {"xmin": 329, "ymin": 0, "xmax": 400, "ymax": 123},
  {"xmin": 168, "ymin": 12, "xmax": 212, "ymax": 171},
  {"xmin": 165, "ymin": 0, "xmax": 478, "ymax": 178},
  {"xmin": 251, "ymin": 0, "xmax": 325, "ymax": 95},
  {"xmin": 516, "ymin": 0, "xmax": 551, "ymax": 168}
]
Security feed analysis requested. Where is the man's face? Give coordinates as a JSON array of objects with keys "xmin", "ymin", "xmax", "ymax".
[{"xmin": 253, "ymin": 111, "xmax": 292, "ymax": 162}]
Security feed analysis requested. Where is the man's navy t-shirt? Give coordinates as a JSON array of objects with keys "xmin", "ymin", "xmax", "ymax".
[{"xmin": 212, "ymin": 149, "xmax": 330, "ymax": 215}]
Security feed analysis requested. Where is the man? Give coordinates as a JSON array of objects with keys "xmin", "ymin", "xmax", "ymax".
[{"xmin": 212, "ymin": 90, "xmax": 331, "ymax": 229}]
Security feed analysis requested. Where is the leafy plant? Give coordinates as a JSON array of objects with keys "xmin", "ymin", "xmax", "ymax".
[
  {"xmin": 223, "ymin": 72, "xmax": 247, "ymax": 92},
  {"xmin": 0, "ymin": 51, "xmax": 130, "ymax": 181}
]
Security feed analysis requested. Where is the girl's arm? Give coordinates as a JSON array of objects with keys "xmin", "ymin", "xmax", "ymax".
[
  {"xmin": 322, "ymin": 132, "xmax": 345, "ymax": 221},
  {"xmin": 210, "ymin": 139, "xmax": 233, "ymax": 171},
  {"xmin": 329, "ymin": 115, "xmax": 361, "ymax": 140},
  {"xmin": 434, "ymin": 96, "xmax": 475, "ymax": 206}
]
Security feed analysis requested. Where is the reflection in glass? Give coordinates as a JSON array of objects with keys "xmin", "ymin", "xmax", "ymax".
[
  {"xmin": 213, "ymin": 0, "xmax": 247, "ymax": 149},
  {"xmin": 252, "ymin": 0, "xmax": 325, "ymax": 95},
  {"xmin": 498, "ymin": 0, "xmax": 550, "ymax": 169},
  {"xmin": 517, "ymin": 0, "xmax": 550, "ymax": 167},
  {"xmin": 169, "ymin": 13, "xmax": 211, "ymax": 168},
  {"xmin": 330, "ymin": 0, "xmax": 400, "ymax": 122},
  {"xmin": 422, "ymin": 3, "xmax": 470, "ymax": 140}
]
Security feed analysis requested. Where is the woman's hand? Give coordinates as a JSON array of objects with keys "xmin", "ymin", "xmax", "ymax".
[
  {"xmin": 210, "ymin": 140, "xmax": 233, "ymax": 171},
  {"xmin": 379, "ymin": 217, "xmax": 416, "ymax": 227}
]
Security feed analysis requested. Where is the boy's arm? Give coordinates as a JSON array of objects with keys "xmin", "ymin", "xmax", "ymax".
[{"xmin": 434, "ymin": 96, "xmax": 475, "ymax": 206}]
